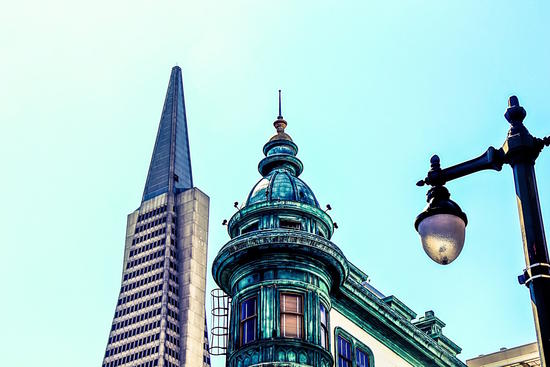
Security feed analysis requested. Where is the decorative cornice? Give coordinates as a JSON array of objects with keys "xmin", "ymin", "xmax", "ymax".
[
  {"xmin": 213, "ymin": 229, "xmax": 348, "ymax": 292},
  {"xmin": 337, "ymin": 277, "xmax": 466, "ymax": 366},
  {"xmin": 382, "ymin": 295, "xmax": 418, "ymax": 321},
  {"xmin": 258, "ymin": 154, "xmax": 304, "ymax": 177},
  {"xmin": 227, "ymin": 201, "xmax": 334, "ymax": 238},
  {"xmin": 227, "ymin": 337, "xmax": 333, "ymax": 367}
]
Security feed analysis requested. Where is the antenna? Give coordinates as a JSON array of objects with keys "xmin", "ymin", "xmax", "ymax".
[{"xmin": 278, "ymin": 89, "xmax": 283, "ymax": 119}]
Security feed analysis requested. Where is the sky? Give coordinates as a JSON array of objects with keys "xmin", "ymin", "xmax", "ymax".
[{"xmin": 1, "ymin": 1, "xmax": 550, "ymax": 366}]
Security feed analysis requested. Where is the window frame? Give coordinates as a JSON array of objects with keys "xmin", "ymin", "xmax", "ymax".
[
  {"xmin": 334, "ymin": 327, "xmax": 374, "ymax": 367},
  {"xmin": 355, "ymin": 347, "xmax": 370, "ymax": 367},
  {"xmin": 239, "ymin": 296, "xmax": 258, "ymax": 346},
  {"xmin": 320, "ymin": 302, "xmax": 329, "ymax": 350},
  {"xmin": 279, "ymin": 292, "xmax": 304, "ymax": 339},
  {"xmin": 279, "ymin": 217, "xmax": 302, "ymax": 230},
  {"xmin": 317, "ymin": 224, "xmax": 327, "ymax": 239},
  {"xmin": 241, "ymin": 221, "xmax": 259, "ymax": 235},
  {"xmin": 337, "ymin": 334, "xmax": 353, "ymax": 367}
]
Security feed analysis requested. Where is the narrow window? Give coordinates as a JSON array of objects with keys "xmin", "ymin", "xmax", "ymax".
[
  {"xmin": 241, "ymin": 222, "xmax": 259, "ymax": 235},
  {"xmin": 337, "ymin": 335, "xmax": 352, "ymax": 367},
  {"xmin": 320, "ymin": 303, "xmax": 329, "ymax": 349},
  {"xmin": 240, "ymin": 297, "xmax": 257, "ymax": 345},
  {"xmin": 356, "ymin": 348, "xmax": 370, "ymax": 367},
  {"xmin": 280, "ymin": 293, "xmax": 303, "ymax": 338},
  {"xmin": 280, "ymin": 218, "xmax": 301, "ymax": 230}
]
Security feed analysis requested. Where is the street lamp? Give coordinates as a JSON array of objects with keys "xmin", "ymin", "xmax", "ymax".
[
  {"xmin": 415, "ymin": 182, "xmax": 467, "ymax": 265},
  {"xmin": 415, "ymin": 96, "xmax": 550, "ymax": 366}
]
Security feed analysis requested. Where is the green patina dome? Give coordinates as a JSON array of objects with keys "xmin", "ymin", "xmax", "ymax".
[
  {"xmin": 225, "ymin": 114, "xmax": 333, "ymax": 240},
  {"xmin": 245, "ymin": 117, "xmax": 319, "ymax": 207},
  {"xmin": 246, "ymin": 170, "xmax": 319, "ymax": 207}
]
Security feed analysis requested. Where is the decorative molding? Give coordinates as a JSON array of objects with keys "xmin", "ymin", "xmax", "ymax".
[
  {"xmin": 335, "ymin": 277, "xmax": 466, "ymax": 367},
  {"xmin": 213, "ymin": 229, "xmax": 349, "ymax": 292}
]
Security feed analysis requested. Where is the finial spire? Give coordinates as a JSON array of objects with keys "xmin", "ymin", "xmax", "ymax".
[
  {"xmin": 278, "ymin": 89, "xmax": 283, "ymax": 119},
  {"xmin": 273, "ymin": 89, "xmax": 287, "ymax": 134}
]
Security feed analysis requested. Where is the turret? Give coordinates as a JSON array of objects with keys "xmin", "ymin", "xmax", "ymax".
[{"xmin": 212, "ymin": 94, "xmax": 348, "ymax": 367}]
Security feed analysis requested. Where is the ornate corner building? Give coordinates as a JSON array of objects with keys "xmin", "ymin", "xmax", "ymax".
[
  {"xmin": 102, "ymin": 67, "xmax": 211, "ymax": 367},
  {"xmin": 212, "ymin": 110, "xmax": 466, "ymax": 367}
]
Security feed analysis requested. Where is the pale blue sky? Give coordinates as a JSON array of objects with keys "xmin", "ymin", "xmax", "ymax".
[{"xmin": 1, "ymin": 1, "xmax": 550, "ymax": 366}]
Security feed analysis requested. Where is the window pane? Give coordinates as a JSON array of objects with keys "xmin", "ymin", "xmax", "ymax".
[
  {"xmin": 356, "ymin": 348, "xmax": 369, "ymax": 367},
  {"xmin": 240, "ymin": 297, "xmax": 257, "ymax": 345},
  {"xmin": 241, "ymin": 298, "xmax": 256, "ymax": 319},
  {"xmin": 320, "ymin": 303, "xmax": 327, "ymax": 325},
  {"xmin": 338, "ymin": 335, "xmax": 352, "ymax": 367},
  {"xmin": 243, "ymin": 319, "xmax": 255, "ymax": 344},
  {"xmin": 338, "ymin": 357, "xmax": 351, "ymax": 367},
  {"xmin": 281, "ymin": 294, "xmax": 301, "ymax": 313},
  {"xmin": 320, "ymin": 303, "xmax": 328, "ymax": 349},
  {"xmin": 320, "ymin": 327, "xmax": 327, "ymax": 349},
  {"xmin": 280, "ymin": 294, "xmax": 303, "ymax": 339},
  {"xmin": 282, "ymin": 314, "xmax": 302, "ymax": 338}
]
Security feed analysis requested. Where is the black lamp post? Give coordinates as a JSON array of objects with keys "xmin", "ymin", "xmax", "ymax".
[{"xmin": 415, "ymin": 96, "xmax": 550, "ymax": 366}]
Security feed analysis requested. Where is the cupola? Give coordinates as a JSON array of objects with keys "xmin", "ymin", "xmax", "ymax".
[
  {"xmin": 212, "ymin": 93, "xmax": 348, "ymax": 367},
  {"xmin": 246, "ymin": 118, "xmax": 318, "ymax": 207},
  {"xmin": 226, "ymin": 92, "xmax": 333, "ymax": 239}
]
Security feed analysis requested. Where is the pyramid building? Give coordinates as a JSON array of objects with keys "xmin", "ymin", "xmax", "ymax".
[{"xmin": 103, "ymin": 66, "xmax": 210, "ymax": 367}]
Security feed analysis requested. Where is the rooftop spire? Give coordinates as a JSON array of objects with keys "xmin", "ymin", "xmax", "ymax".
[
  {"xmin": 273, "ymin": 90, "xmax": 287, "ymax": 135},
  {"xmin": 278, "ymin": 89, "xmax": 283, "ymax": 119},
  {"xmin": 142, "ymin": 66, "xmax": 193, "ymax": 202}
]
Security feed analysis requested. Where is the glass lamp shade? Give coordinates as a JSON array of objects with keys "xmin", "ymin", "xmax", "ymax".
[{"xmin": 417, "ymin": 213, "xmax": 466, "ymax": 265}]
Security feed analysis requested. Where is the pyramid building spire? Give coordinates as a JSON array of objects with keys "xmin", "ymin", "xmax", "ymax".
[
  {"xmin": 142, "ymin": 66, "xmax": 193, "ymax": 202},
  {"xmin": 103, "ymin": 66, "xmax": 210, "ymax": 367}
]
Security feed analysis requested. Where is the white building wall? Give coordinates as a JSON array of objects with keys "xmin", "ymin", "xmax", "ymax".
[{"xmin": 330, "ymin": 308, "xmax": 414, "ymax": 367}]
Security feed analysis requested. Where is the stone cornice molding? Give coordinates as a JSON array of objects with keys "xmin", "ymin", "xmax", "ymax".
[
  {"xmin": 213, "ymin": 229, "xmax": 348, "ymax": 292},
  {"xmin": 338, "ymin": 277, "xmax": 466, "ymax": 367},
  {"xmin": 227, "ymin": 201, "xmax": 334, "ymax": 239}
]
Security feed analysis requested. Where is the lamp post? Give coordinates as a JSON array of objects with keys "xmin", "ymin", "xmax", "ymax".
[{"xmin": 415, "ymin": 96, "xmax": 550, "ymax": 366}]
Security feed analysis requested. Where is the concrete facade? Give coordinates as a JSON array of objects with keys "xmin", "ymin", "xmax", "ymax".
[
  {"xmin": 466, "ymin": 342, "xmax": 540, "ymax": 367},
  {"xmin": 176, "ymin": 189, "xmax": 210, "ymax": 366},
  {"xmin": 103, "ymin": 191, "xmax": 210, "ymax": 367}
]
